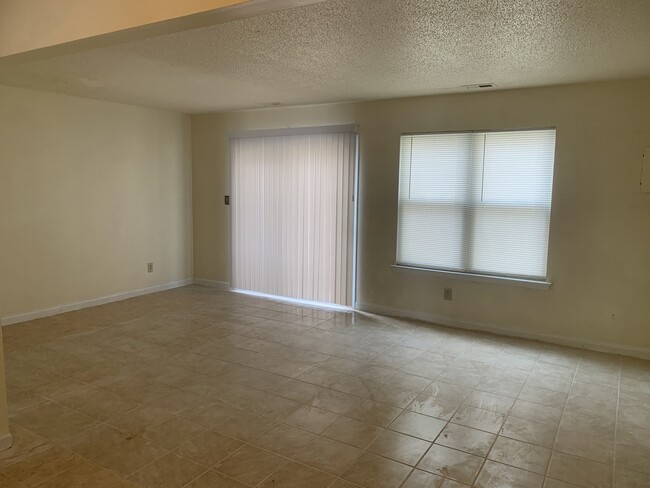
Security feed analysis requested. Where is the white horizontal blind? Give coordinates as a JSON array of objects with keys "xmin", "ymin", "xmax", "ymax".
[
  {"xmin": 397, "ymin": 129, "xmax": 556, "ymax": 280},
  {"xmin": 231, "ymin": 131, "xmax": 356, "ymax": 306}
]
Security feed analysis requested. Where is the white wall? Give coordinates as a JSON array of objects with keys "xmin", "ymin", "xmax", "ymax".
[
  {"xmin": 0, "ymin": 85, "xmax": 194, "ymax": 322},
  {"xmin": 192, "ymin": 78, "xmax": 650, "ymax": 355}
]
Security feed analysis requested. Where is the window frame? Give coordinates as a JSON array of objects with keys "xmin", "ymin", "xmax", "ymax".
[{"xmin": 394, "ymin": 127, "xmax": 556, "ymax": 288}]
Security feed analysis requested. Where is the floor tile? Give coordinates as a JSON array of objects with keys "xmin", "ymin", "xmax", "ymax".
[
  {"xmin": 143, "ymin": 416, "xmax": 206, "ymax": 450},
  {"xmin": 421, "ymin": 381, "xmax": 472, "ymax": 403},
  {"xmin": 175, "ymin": 430, "xmax": 243, "ymax": 467},
  {"xmin": 367, "ymin": 429, "xmax": 431, "ymax": 466},
  {"xmin": 58, "ymin": 424, "xmax": 130, "ymax": 460},
  {"xmin": 408, "ymin": 393, "xmax": 462, "ymax": 421},
  {"xmin": 543, "ymin": 479, "xmax": 584, "ymax": 488},
  {"xmin": 526, "ymin": 374, "xmax": 572, "ymax": 394},
  {"xmin": 346, "ymin": 400, "xmax": 402, "ymax": 427},
  {"xmin": 510, "ymin": 399, "xmax": 563, "ymax": 425},
  {"xmin": 329, "ymin": 479, "xmax": 366, "ymax": 488},
  {"xmin": 518, "ymin": 385, "xmax": 568, "ymax": 409},
  {"xmin": 488, "ymin": 436, "xmax": 551, "ymax": 474},
  {"xmin": 554, "ymin": 428, "xmax": 614, "ymax": 465},
  {"xmin": 11, "ymin": 401, "xmax": 100, "ymax": 442},
  {"xmin": 250, "ymin": 423, "xmax": 316, "ymax": 457},
  {"xmin": 500, "ymin": 415, "xmax": 558, "ymax": 448},
  {"xmin": 417, "ymin": 444, "xmax": 483, "ymax": 484},
  {"xmin": 615, "ymin": 424, "xmax": 650, "ymax": 475},
  {"xmin": 389, "ymin": 411, "xmax": 447, "ymax": 441},
  {"xmin": 212, "ymin": 412, "xmax": 276, "ymax": 441},
  {"xmin": 258, "ymin": 461, "xmax": 335, "ymax": 487},
  {"xmin": 0, "ymin": 423, "xmax": 52, "ymax": 470},
  {"xmin": 451, "ymin": 405, "xmax": 505, "ymax": 434},
  {"xmin": 282, "ymin": 405, "xmax": 340, "ymax": 434},
  {"xmin": 463, "ymin": 391, "xmax": 515, "ymax": 415},
  {"xmin": 474, "ymin": 460, "xmax": 543, "ymax": 488},
  {"xmin": 614, "ymin": 468, "xmax": 650, "ymax": 488},
  {"xmin": 54, "ymin": 385, "xmax": 140, "ymax": 421},
  {"xmin": 292, "ymin": 436, "xmax": 362, "ymax": 475},
  {"xmin": 322, "ymin": 416, "xmax": 383, "ymax": 448},
  {"xmin": 94, "ymin": 437, "xmax": 169, "ymax": 477},
  {"xmin": 214, "ymin": 445, "xmax": 285, "ymax": 486},
  {"xmin": 176, "ymin": 402, "xmax": 240, "ymax": 428},
  {"xmin": 128, "ymin": 452, "xmax": 206, "ymax": 488},
  {"xmin": 368, "ymin": 384, "xmax": 421, "ymax": 408},
  {"xmin": 402, "ymin": 469, "xmax": 470, "ymax": 487},
  {"xmin": 342, "ymin": 452, "xmax": 412, "ymax": 488},
  {"xmin": 36, "ymin": 458, "xmax": 141, "ymax": 488},
  {"xmin": 546, "ymin": 451, "xmax": 613, "ymax": 488},
  {"xmin": 476, "ymin": 377, "xmax": 524, "ymax": 398},
  {"xmin": 435, "ymin": 423, "xmax": 496, "ymax": 457},
  {"xmin": 0, "ymin": 445, "xmax": 83, "ymax": 487},
  {"xmin": 185, "ymin": 470, "xmax": 248, "ymax": 487},
  {"xmin": 0, "ymin": 473, "xmax": 23, "ymax": 488}
]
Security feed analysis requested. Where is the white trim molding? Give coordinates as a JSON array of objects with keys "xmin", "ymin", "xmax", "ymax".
[
  {"xmin": 391, "ymin": 264, "xmax": 552, "ymax": 290},
  {"xmin": 229, "ymin": 124, "xmax": 358, "ymax": 140},
  {"xmin": 356, "ymin": 302, "xmax": 650, "ymax": 360},
  {"xmin": 0, "ymin": 433, "xmax": 13, "ymax": 452},
  {"xmin": 0, "ymin": 278, "xmax": 193, "ymax": 326},
  {"xmin": 193, "ymin": 279, "xmax": 231, "ymax": 290}
]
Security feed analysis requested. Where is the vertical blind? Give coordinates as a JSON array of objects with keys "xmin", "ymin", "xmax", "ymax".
[
  {"xmin": 231, "ymin": 130, "xmax": 356, "ymax": 306},
  {"xmin": 397, "ymin": 129, "xmax": 556, "ymax": 280}
]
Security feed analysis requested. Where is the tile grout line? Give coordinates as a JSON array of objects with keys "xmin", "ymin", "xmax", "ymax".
[
  {"xmin": 541, "ymin": 350, "xmax": 582, "ymax": 485},
  {"xmin": 465, "ymin": 343, "xmax": 531, "ymax": 487}
]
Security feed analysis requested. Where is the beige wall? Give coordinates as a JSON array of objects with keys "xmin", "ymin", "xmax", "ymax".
[
  {"xmin": 0, "ymin": 85, "xmax": 193, "ymax": 321},
  {"xmin": 192, "ymin": 78, "xmax": 650, "ymax": 353}
]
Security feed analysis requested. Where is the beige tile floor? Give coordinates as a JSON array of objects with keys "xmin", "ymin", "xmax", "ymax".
[{"xmin": 1, "ymin": 285, "xmax": 649, "ymax": 487}]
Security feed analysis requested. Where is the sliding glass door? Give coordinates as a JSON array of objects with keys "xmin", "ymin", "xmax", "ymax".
[{"xmin": 231, "ymin": 127, "xmax": 357, "ymax": 306}]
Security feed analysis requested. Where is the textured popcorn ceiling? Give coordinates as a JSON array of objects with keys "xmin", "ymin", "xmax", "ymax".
[{"xmin": 0, "ymin": 0, "xmax": 649, "ymax": 113}]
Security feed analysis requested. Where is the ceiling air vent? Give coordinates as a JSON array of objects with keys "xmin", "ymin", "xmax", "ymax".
[{"xmin": 462, "ymin": 83, "xmax": 496, "ymax": 90}]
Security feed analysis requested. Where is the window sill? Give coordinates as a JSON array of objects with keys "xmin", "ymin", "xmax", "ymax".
[{"xmin": 391, "ymin": 264, "xmax": 552, "ymax": 290}]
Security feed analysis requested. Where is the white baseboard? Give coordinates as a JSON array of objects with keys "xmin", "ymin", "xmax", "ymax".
[
  {"xmin": 0, "ymin": 278, "xmax": 194, "ymax": 327},
  {"xmin": 356, "ymin": 302, "xmax": 650, "ymax": 360},
  {"xmin": 3, "ymin": 278, "xmax": 647, "ymax": 360},
  {"xmin": 0, "ymin": 433, "xmax": 13, "ymax": 452},
  {"xmin": 193, "ymin": 278, "xmax": 231, "ymax": 290}
]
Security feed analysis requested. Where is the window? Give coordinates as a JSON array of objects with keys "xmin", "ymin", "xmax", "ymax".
[{"xmin": 396, "ymin": 129, "xmax": 556, "ymax": 281}]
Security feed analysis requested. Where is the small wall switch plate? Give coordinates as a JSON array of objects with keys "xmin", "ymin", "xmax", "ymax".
[
  {"xmin": 225, "ymin": 195, "xmax": 230, "ymax": 205},
  {"xmin": 147, "ymin": 262, "xmax": 154, "ymax": 273}
]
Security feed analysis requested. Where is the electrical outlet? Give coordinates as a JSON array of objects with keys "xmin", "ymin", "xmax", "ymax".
[
  {"xmin": 147, "ymin": 262, "xmax": 154, "ymax": 273},
  {"xmin": 443, "ymin": 287, "xmax": 453, "ymax": 301}
]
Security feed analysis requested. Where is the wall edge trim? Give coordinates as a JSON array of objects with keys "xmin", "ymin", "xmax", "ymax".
[
  {"xmin": 356, "ymin": 302, "xmax": 650, "ymax": 360},
  {"xmin": 0, "ymin": 278, "xmax": 194, "ymax": 326},
  {"xmin": 0, "ymin": 433, "xmax": 13, "ymax": 452},
  {"xmin": 192, "ymin": 278, "xmax": 231, "ymax": 289}
]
